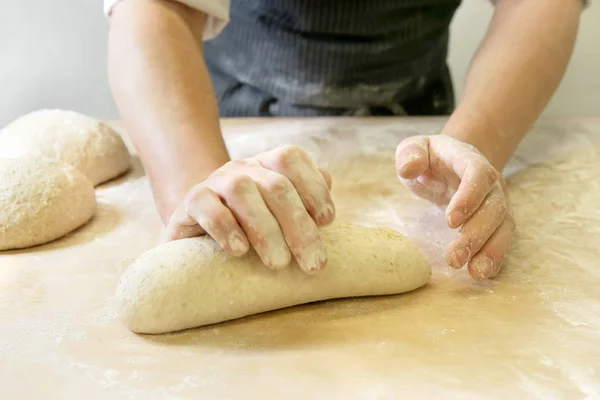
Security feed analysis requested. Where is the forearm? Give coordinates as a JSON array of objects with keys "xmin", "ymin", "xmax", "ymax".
[
  {"xmin": 443, "ymin": 0, "xmax": 582, "ymax": 170},
  {"xmin": 108, "ymin": 0, "xmax": 229, "ymax": 223}
]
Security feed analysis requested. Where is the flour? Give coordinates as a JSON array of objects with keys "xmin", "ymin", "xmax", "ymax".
[{"xmin": 2, "ymin": 118, "xmax": 600, "ymax": 398}]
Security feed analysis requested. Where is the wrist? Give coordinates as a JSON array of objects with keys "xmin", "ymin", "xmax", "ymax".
[
  {"xmin": 150, "ymin": 153, "xmax": 229, "ymax": 224},
  {"xmin": 441, "ymin": 106, "xmax": 505, "ymax": 171}
]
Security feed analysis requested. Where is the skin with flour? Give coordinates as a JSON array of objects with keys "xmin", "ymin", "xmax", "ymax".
[
  {"xmin": 165, "ymin": 146, "xmax": 334, "ymax": 274},
  {"xmin": 107, "ymin": 0, "xmax": 583, "ymax": 281}
]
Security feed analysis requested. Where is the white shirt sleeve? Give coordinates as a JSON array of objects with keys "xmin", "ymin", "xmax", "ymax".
[{"xmin": 103, "ymin": 0, "xmax": 230, "ymax": 41}]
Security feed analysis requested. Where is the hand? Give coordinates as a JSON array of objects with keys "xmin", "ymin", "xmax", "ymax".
[
  {"xmin": 165, "ymin": 146, "xmax": 335, "ymax": 274},
  {"xmin": 395, "ymin": 135, "xmax": 515, "ymax": 281}
]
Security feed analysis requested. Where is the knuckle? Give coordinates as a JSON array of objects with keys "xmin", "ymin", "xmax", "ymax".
[
  {"xmin": 458, "ymin": 233, "xmax": 477, "ymax": 252},
  {"xmin": 468, "ymin": 160, "xmax": 497, "ymax": 186},
  {"xmin": 483, "ymin": 164, "xmax": 498, "ymax": 184},
  {"xmin": 497, "ymin": 202, "xmax": 508, "ymax": 217},
  {"xmin": 218, "ymin": 159, "xmax": 261, "ymax": 175},
  {"xmin": 264, "ymin": 176, "xmax": 294, "ymax": 197},
  {"xmin": 506, "ymin": 215, "xmax": 517, "ymax": 231},
  {"xmin": 185, "ymin": 184, "xmax": 210, "ymax": 205},
  {"xmin": 210, "ymin": 210, "xmax": 233, "ymax": 228},
  {"xmin": 483, "ymin": 242, "xmax": 506, "ymax": 265},
  {"xmin": 276, "ymin": 145, "xmax": 307, "ymax": 166},
  {"xmin": 484, "ymin": 195, "xmax": 507, "ymax": 216},
  {"xmin": 204, "ymin": 217, "xmax": 233, "ymax": 239},
  {"xmin": 223, "ymin": 159, "xmax": 252, "ymax": 170},
  {"xmin": 224, "ymin": 174, "xmax": 254, "ymax": 195}
]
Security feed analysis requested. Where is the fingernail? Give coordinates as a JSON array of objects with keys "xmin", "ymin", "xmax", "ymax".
[
  {"xmin": 397, "ymin": 153, "xmax": 425, "ymax": 177},
  {"xmin": 397, "ymin": 160, "xmax": 409, "ymax": 171},
  {"xmin": 228, "ymin": 231, "xmax": 248, "ymax": 255},
  {"xmin": 471, "ymin": 257, "xmax": 495, "ymax": 280},
  {"xmin": 397, "ymin": 156, "xmax": 416, "ymax": 172},
  {"xmin": 316, "ymin": 203, "xmax": 335, "ymax": 225},
  {"xmin": 489, "ymin": 260, "xmax": 503, "ymax": 278},
  {"xmin": 272, "ymin": 246, "xmax": 292, "ymax": 269},
  {"xmin": 449, "ymin": 211, "xmax": 465, "ymax": 228},
  {"xmin": 452, "ymin": 247, "xmax": 470, "ymax": 269},
  {"xmin": 300, "ymin": 244, "xmax": 328, "ymax": 274}
]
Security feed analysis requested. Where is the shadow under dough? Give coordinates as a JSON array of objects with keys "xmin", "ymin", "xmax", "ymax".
[
  {"xmin": 95, "ymin": 156, "xmax": 145, "ymax": 190},
  {"xmin": 0, "ymin": 201, "xmax": 125, "ymax": 255},
  {"xmin": 138, "ymin": 286, "xmax": 433, "ymax": 351}
]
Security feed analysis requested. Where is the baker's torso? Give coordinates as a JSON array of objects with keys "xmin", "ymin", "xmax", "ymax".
[{"xmin": 204, "ymin": 0, "xmax": 462, "ymax": 117}]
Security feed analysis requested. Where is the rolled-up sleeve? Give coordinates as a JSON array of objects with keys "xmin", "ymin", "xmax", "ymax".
[{"xmin": 103, "ymin": 0, "xmax": 230, "ymax": 40}]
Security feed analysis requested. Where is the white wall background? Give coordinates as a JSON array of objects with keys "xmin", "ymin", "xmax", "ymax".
[
  {"xmin": 0, "ymin": 0, "xmax": 117, "ymax": 127},
  {"xmin": 448, "ymin": 0, "xmax": 600, "ymax": 117},
  {"xmin": 0, "ymin": 1, "xmax": 598, "ymax": 127}
]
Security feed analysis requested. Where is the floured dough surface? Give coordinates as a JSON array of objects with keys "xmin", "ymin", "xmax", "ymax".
[
  {"xmin": 0, "ymin": 157, "xmax": 97, "ymax": 251},
  {"xmin": 117, "ymin": 220, "xmax": 431, "ymax": 334},
  {"xmin": 0, "ymin": 109, "xmax": 130, "ymax": 186}
]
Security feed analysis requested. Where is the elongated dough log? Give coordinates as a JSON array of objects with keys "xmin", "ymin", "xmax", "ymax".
[{"xmin": 116, "ymin": 221, "xmax": 431, "ymax": 334}]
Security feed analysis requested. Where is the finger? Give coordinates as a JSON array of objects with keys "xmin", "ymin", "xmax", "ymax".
[
  {"xmin": 467, "ymin": 216, "xmax": 515, "ymax": 281},
  {"xmin": 246, "ymin": 168, "xmax": 327, "ymax": 274},
  {"xmin": 445, "ymin": 184, "xmax": 507, "ymax": 270},
  {"xmin": 318, "ymin": 167, "xmax": 333, "ymax": 190},
  {"xmin": 398, "ymin": 171, "xmax": 448, "ymax": 206},
  {"xmin": 424, "ymin": 137, "xmax": 497, "ymax": 228},
  {"xmin": 183, "ymin": 187, "xmax": 249, "ymax": 256},
  {"xmin": 395, "ymin": 136, "xmax": 430, "ymax": 179},
  {"xmin": 446, "ymin": 158, "xmax": 498, "ymax": 228},
  {"xmin": 164, "ymin": 201, "xmax": 206, "ymax": 242},
  {"xmin": 164, "ymin": 223, "xmax": 204, "ymax": 242},
  {"xmin": 163, "ymin": 187, "xmax": 250, "ymax": 256},
  {"xmin": 210, "ymin": 174, "xmax": 292, "ymax": 270},
  {"xmin": 255, "ymin": 146, "xmax": 335, "ymax": 226}
]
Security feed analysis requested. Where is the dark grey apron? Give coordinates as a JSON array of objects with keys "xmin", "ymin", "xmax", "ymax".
[{"xmin": 203, "ymin": 0, "xmax": 462, "ymax": 117}]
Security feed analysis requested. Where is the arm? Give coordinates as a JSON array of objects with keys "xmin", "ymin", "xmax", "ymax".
[
  {"xmin": 442, "ymin": 0, "xmax": 583, "ymax": 171},
  {"xmin": 107, "ymin": 0, "xmax": 335, "ymax": 273},
  {"xmin": 396, "ymin": 0, "xmax": 582, "ymax": 280},
  {"xmin": 107, "ymin": 0, "xmax": 230, "ymax": 223}
]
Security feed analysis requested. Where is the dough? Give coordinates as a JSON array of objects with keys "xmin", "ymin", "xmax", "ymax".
[
  {"xmin": 0, "ymin": 157, "xmax": 97, "ymax": 251},
  {"xmin": 0, "ymin": 109, "xmax": 130, "ymax": 186},
  {"xmin": 117, "ymin": 221, "xmax": 431, "ymax": 334}
]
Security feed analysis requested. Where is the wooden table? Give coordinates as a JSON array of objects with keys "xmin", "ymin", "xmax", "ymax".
[{"xmin": 2, "ymin": 117, "xmax": 600, "ymax": 399}]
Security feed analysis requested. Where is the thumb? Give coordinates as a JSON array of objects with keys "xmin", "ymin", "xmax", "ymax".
[
  {"xmin": 163, "ymin": 201, "xmax": 206, "ymax": 242},
  {"xmin": 395, "ymin": 135, "xmax": 430, "ymax": 179}
]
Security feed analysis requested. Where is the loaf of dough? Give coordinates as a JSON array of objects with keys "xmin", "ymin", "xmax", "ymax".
[
  {"xmin": 116, "ymin": 221, "xmax": 431, "ymax": 334},
  {"xmin": 0, "ymin": 109, "xmax": 130, "ymax": 186},
  {"xmin": 0, "ymin": 157, "xmax": 97, "ymax": 251}
]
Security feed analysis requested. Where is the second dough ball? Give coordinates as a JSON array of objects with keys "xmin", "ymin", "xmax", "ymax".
[
  {"xmin": 0, "ymin": 157, "xmax": 97, "ymax": 251},
  {"xmin": 0, "ymin": 109, "xmax": 130, "ymax": 186}
]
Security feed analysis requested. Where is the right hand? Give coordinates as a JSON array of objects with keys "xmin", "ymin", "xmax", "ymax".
[{"xmin": 165, "ymin": 146, "xmax": 335, "ymax": 274}]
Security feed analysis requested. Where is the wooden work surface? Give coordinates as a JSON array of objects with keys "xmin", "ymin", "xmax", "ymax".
[{"xmin": 1, "ymin": 117, "xmax": 600, "ymax": 399}]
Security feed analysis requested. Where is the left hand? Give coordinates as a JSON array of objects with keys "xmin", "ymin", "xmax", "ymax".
[{"xmin": 395, "ymin": 135, "xmax": 515, "ymax": 281}]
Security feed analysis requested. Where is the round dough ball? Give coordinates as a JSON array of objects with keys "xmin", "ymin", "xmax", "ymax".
[
  {"xmin": 117, "ymin": 221, "xmax": 431, "ymax": 334},
  {"xmin": 0, "ymin": 157, "xmax": 97, "ymax": 251},
  {"xmin": 0, "ymin": 109, "xmax": 130, "ymax": 186}
]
